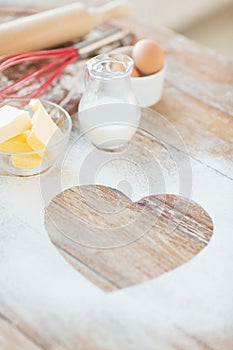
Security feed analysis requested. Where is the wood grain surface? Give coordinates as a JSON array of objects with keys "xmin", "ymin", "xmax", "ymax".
[
  {"xmin": 0, "ymin": 3, "xmax": 233, "ymax": 350},
  {"xmin": 1, "ymin": 4, "xmax": 232, "ymax": 177},
  {"xmin": 45, "ymin": 185, "xmax": 213, "ymax": 291}
]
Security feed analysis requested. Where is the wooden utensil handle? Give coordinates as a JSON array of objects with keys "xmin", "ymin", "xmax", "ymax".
[{"xmin": 0, "ymin": 1, "xmax": 130, "ymax": 55}]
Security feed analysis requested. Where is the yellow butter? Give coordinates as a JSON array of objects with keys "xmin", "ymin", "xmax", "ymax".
[
  {"xmin": 27, "ymin": 102, "xmax": 63, "ymax": 152},
  {"xmin": 29, "ymin": 99, "xmax": 43, "ymax": 113},
  {"xmin": 27, "ymin": 132, "xmax": 46, "ymax": 151},
  {"xmin": 12, "ymin": 153, "xmax": 42, "ymax": 170},
  {"xmin": 0, "ymin": 133, "xmax": 33, "ymax": 153},
  {"xmin": 0, "ymin": 105, "xmax": 31, "ymax": 143}
]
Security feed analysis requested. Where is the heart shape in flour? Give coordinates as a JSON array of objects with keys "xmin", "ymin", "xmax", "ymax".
[{"xmin": 44, "ymin": 185, "xmax": 213, "ymax": 292}]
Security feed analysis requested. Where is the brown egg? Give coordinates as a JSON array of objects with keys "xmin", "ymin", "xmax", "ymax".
[
  {"xmin": 132, "ymin": 39, "xmax": 164, "ymax": 75},
  {"xmin": 131, "ymin": 65, "xmax": 140, "ymax": 77}
]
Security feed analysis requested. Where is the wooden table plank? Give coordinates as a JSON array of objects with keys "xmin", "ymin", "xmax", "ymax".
[
  {"xmin": 45, "ymin": 184, "xmax": 213, "ymax": 291},
  {"xmin": 1, "ymin": 7, "xmax": 231, "ymax": 177},
  {"xmin": 0, "ymin": 4, "xmax": 232, "ymax": 350},
  {"xmin": 120, "ymin": 18, "xmax": 233, "ymax": 178},
  {"xmin": 0, "ymin": 314, "xmax": 44, "ymax": 350}
]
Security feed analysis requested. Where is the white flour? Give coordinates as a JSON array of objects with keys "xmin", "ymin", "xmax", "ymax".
[{"xmin": 0, "ymin": 133, "xmax": 233, "ymax": 349}]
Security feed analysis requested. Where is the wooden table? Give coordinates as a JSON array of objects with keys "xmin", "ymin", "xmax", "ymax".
[{"xmin": 0, "ymin": 3, "xmax": 233, "ymax": 350}]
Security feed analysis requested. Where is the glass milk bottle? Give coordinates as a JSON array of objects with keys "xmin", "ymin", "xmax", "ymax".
[{"xmin": 78, "ymin": 53, "xmax": 140, "ymax": 150}]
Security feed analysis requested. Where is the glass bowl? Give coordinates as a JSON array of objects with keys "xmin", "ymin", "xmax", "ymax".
[{"xmin": 0, "ymin": 99, "xmax": 72, "ymax": 176}]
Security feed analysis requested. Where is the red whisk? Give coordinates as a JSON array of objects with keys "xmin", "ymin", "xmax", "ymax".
[{"xmin": 0, "ymin": 27, "xmax": 130, "ymax": 100}]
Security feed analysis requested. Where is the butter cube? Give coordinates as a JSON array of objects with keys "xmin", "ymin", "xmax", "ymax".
[
  {"xmin": 27, "ymin": 105, "xmax": 63, "ymax": 151},
  {"xmin": 29, "ymin": 98, "xmax": 45, "ymax": 113},
  {"xmin": 0, "ymin": 133, "xmax": 33, "ymax": 153},
  {"xmin": 12, "ymin": 153, "xmax": 42, "ymax": 170},
  {"xmin": 0, "ymin": 105, "xmax": 31, "ymax": 143}
]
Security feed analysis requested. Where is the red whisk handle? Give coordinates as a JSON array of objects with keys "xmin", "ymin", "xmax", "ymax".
[
  {"xmin": 0, "ymin": 46, "xmax": 80, "ymax": 100},
  {"xmin": 0, "ymin": 28, "xmax": 129, "ymax": 99}
]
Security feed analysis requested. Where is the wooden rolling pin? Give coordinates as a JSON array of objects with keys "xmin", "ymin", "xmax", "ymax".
[{"xmin": 0, "ymin": 1, "xmax": 130, "ymax": 55}]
